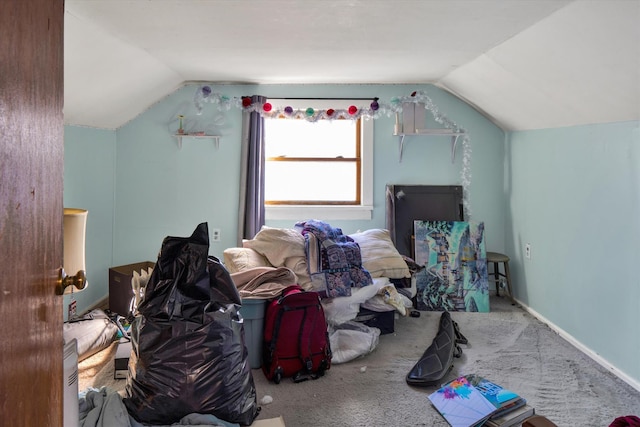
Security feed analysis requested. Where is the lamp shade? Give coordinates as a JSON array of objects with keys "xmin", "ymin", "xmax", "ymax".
[{"xmin": 63, "ymin": 208, "xmax": 88, "ymax": 294}]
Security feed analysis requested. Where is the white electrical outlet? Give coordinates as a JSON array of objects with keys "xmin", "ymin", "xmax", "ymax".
[
  {"xmin": 525, "ymin": 243, "xmax": 531, "ymax": 260},
  {"xmin": 211, "ymin": 228, "xmax": 221, "ymax": 242}
]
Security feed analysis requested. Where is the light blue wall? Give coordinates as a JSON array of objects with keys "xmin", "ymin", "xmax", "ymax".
[
  {"xmin": 63, "ymin": 125, "xmax": 116, "ymax": 320},
  {"xmin": 507, "ymin": 121, "xmax": 640, "ymax": 386},
  {"xmin": 112, "ymin": 83, "xmax": 505, "ymax": 261}
]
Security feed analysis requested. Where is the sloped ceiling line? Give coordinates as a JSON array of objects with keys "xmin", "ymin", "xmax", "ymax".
[{"xmin": 63, "ymin": 0, "xmax": 640, "ymax": 131}]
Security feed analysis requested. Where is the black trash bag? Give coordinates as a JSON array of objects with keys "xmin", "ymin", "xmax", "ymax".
[{"xmin": 123, "ymin": 222, "xmax": 259, "ymax": 426}]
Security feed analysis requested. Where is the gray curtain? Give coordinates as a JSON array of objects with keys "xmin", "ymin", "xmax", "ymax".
[{"xmin": 237, "ymin": 95, "xmax": 267, "ymax": 245}]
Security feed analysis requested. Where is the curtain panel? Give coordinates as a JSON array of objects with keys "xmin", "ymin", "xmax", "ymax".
[{"xmin": 237, "ymin": 95, "xmax": 267, "ymax": 245}]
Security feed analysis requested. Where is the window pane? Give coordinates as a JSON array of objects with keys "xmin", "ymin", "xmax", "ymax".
[
  {"xmin": 266, "ymin": 119, "xmax": 356, "ymax": 158},
  {"xmin": 266, "ymin": 161, "xmax": 356, "ymax": 202}
]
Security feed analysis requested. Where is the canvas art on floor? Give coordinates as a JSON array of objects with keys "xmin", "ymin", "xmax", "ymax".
[{"xmin": 414, "ymin": 220, "xmax": 489, "ymax": 312}]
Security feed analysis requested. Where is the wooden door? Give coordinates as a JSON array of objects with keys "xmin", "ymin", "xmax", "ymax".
[{"xmin": 0, "ymin": 1, "xmax": 65, "ymax": 426}]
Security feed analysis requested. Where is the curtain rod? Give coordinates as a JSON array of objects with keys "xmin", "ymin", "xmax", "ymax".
[{"xmin": 273, "ymin": 97, "xmax": 377, "ymax": 101}]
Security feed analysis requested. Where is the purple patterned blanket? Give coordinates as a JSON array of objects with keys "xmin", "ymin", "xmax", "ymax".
[{"xmin": 296, "ymin": 219, "xmax": 372, "ymax": 298}]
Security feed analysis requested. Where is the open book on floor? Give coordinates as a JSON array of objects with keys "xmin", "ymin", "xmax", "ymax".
[
  {"xmin": 428, "ymin": 375, "xmax": 533, "ymax": 427},
  {"xmin": 464, "ymin": 374, "xmax": 523, "ymax": 412},
  {"xmin": 466, "ymin": 373, "xmax": 534, "ymax": 422},
  {"xmin": 428, "ymin": 376, "xmax": 498, "ymax": 427},
  {"xmin": 488, "ymin": 397, "xmax": 528, "ymax": 420},
  {"xmin": 484, "ymin": 403, "xmax": 535, "ymax": 427}
]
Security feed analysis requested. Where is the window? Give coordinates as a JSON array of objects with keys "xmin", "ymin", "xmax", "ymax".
[
  {"xmin": 265, "ymin": 118, "xmax": 361, "ymax": 204},
  {"xmin": 264, "ymin": 99, "xmax": 373, "ymax": 221}
]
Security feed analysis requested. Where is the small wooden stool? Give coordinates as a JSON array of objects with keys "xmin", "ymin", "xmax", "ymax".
[{"xmin": 486, "ymin": 251, "xmax": 515, "ymax": 305}]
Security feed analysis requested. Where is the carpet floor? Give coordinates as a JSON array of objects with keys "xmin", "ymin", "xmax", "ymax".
[{"xmin": 79, "ymin": 296, "xmax": 640, "ymax": 426}]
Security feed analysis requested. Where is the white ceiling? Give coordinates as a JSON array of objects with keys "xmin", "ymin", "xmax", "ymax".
[{"xmin": 64, "ymin": 0, "xmax": 640, "ymax": 131}]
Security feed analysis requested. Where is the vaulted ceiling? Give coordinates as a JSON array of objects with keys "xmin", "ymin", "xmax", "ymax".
[{"xmin": 64, "ymin": 0, "xmax": 640, "ymax": 131}]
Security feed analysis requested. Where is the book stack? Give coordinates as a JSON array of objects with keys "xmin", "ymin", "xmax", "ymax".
[{"xmin": 428, "ymin": 375, "xmax": 535, "ymax": 427}]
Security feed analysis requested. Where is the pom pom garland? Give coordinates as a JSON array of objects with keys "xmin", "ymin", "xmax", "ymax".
[
  {"xmin": 194, "ymin": 86, "xmax": 465, "ymax": 129},
  {"xmin": 192, "ymin": 86, "xmax": 472, "ymax": 217}
]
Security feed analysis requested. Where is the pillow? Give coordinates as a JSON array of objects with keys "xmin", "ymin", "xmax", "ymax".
[
  {"xmin": 223, "ymin": 247, "xmax": 272, "ymax": 274},
  {"xmin": 243, "ymin": 227, "xmax": 306, "ymax": 267},
  {"xmin": 243, "ymin": 227, "xmax": 309, "ymax": 285},
  {"xmin": 349, "ymin": 229, "xmax": 411, "ymax": 279}
]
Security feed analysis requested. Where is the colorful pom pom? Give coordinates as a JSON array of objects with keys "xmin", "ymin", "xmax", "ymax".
[
  {"xmin": 263, "ymin": 102, "xmax": 272, "ymax": 112},
  {"xmin": 202, "ymin": 86, "xmax": 212, "ymax": 97},
  {"xmin": 326, "ymin": 108, "xmax": 335, "ymax": 116},
  {"xmin": 242, "ymin": 97, "xmax": 252, "ymax": 108},
  {"xmin": 305, "ymin": 107, "xmax": 314, "ymax": 116},
  {"xmin": 284, "ymin": 106, "xmax": 293, "ymax": 115},
  {"xmin": 348, "ymin": 105, "xmax": 358, "ymax": 115},
  {"xmin": 370, "ymin": 100, "xmax": 379, "ymax": 111}
]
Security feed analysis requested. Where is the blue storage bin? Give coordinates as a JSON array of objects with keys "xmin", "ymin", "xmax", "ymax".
[{"xmin": 240, "ymin": 299, "xmax": 267, "ymax": 369}]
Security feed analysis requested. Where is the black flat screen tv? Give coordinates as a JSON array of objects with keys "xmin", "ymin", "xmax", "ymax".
[{"xmin": 385, "ymin": 184, "xmax": 464, "ymax": 258}]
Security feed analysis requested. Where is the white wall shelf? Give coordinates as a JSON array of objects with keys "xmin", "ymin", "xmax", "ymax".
[
  {"xmin": 173, "ymin": 134, "xmax": 221, "ymax": 150},
  {"xmin": 394, "ymin": 129, "xmax": 465, "ymax": 163}
]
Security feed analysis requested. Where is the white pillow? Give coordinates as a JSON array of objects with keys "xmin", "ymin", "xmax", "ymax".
[
  {"xmin": 243, "ymin": 227, "xmax": 306, "ymax": 267},
  {"xmin": 223, "ymin": 247, "xmax": 272, "ymax": 273},
  {"xmin": 349, "ymin": 229, "xmax": 411, "ymax": 279}
]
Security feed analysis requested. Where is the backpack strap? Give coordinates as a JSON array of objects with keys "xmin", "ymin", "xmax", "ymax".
[
  {"xmin": 453, "ymin": 319, "xmax": 468, "ymax": 345},
  {"xmin": 293, "ymin": 301, "xmax": 326, "ymax": 383}
]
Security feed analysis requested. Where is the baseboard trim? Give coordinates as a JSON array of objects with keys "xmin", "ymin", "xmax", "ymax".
[{"xmin": 517, "ymin": 298, "xmax": 640, "ymax": 393}]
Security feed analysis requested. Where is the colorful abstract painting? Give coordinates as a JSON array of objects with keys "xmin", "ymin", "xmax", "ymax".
[{"xmin": 414, "ymin": 220, "xmax": 490, "ymax": 312}]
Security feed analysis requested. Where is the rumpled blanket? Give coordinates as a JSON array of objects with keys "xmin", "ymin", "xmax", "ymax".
[
  {"xmin": 329, "ymin": 321, "xmax": 381, "ymax": 364},
  {"xmin": 230, "ymin": 266, "xmax": 297, "ymax": 299},
  {"xmin": 79, "ymin": 387, "xmax": 239, "ymax": 427},
  {"xmin": 296, "ymin": 219, "xmax": 372, "ymax": 298}
]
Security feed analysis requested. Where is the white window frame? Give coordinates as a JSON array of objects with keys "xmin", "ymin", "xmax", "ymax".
[{"xmin": 265, "ymin": 98, "xmax": 373, "ymax": 221}]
